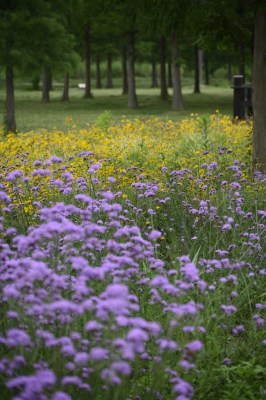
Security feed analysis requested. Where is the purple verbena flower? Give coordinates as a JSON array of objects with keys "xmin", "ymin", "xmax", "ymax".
[
  {"xmin": 186, "ymin": 340, "xmax": 202, "ymax": 352},
  {"xmin": 89, "ymin": 347, "xmax": 109, "ymax": 361},
  {"xmin": 50, "ymin": 156, "xmax": 63, "ymax": 163},
  {"xmin": 148, "ymin": 230, "xmax": 162, "ymax": 240},
  {"xmin": 111, "ymin": 361, "xmax": 131, "ymax": 375},
  {"xmin": 221, "ymin": 305, "xmax": 237, "ymax": 315},
  {"xmin": 52, "ymin": 391, "xmax": 73, "ymax": 400},
  {"xmin": 6, "ymin": 328, "xmax": 32, "ymax": 347},
  {"xmin": 173, "ymin": 378, "xmax": 194, "ymax": 397},
  {"xmin": 180, "ymin": 262, "xmax": 199, "ymax": 283}
]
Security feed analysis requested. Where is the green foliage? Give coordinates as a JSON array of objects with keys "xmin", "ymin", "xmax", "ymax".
[
  {"xmin": 198, "ymin": 114, "xmax": 212, "ymax": 151},
  {"xmin": 195, "ymin": 361, "xmax": 266, "ymax": 399},
  {"xmin": 218, "ymin": 361, "xmax": 266, "ymax": 399},
  {"xmin": 190, "ymin": 0, "xmax": 254, "ymax": 53},
  {"xmin": 0, "ymin": 0, "xmax": 77, "ymax": 77},
  {"xmin": 95, "ymin": 110, "xmax": 113, "ymax": 132}
]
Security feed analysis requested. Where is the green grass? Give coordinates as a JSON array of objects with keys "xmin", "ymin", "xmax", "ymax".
[{"xmin": 0, "ymin": 78, "xmax": 233, "ymax": 131}]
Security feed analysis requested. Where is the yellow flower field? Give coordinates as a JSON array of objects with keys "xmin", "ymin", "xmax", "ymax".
[
  {"xmin": 0, "ymin": 113, "xmax": 253, "ymax": 220},
  {"xmin": 0, "ymin": 113, "xmax": 252, "ymax": 175}
]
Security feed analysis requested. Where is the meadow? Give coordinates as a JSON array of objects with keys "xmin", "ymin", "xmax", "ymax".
[
  {"xmin": 0, "ymin": 84, "xmax": 265, "ymax": 399},
  {"xmin": 0, "ymin": 78, "xmax": 233, "ymax": 131}
]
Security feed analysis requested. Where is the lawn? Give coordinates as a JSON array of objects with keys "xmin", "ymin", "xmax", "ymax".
[{"xmin": 0, "ymin": 78, "xmax": 233, "ymax": 131}]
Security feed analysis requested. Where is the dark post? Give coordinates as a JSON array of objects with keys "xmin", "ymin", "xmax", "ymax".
[
  {"xmin": 246, "ymin": 85, "xmax": 253, "ymax": 116},
  {"xmin": 233, "ymin": 75, "xmax": 245, "ymax": 119}
]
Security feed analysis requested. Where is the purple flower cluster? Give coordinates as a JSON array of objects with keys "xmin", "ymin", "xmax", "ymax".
[
  {"xmin": 1, "ymin": 151, "xmax": 266, "ymax": 399},
  {"xmin": 0, "ymin": 192, "xmax": 206, "ymax": 399}
]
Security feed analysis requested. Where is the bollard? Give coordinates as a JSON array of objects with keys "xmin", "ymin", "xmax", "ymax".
[{"xmin": 233, "ymin": 75, "xmax": 245, "ymax": 119}]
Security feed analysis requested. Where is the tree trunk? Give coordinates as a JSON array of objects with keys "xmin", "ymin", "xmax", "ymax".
[
  {"xmin": 204, "ymin": 51, "xmax": 209, "ymax": 85},
  {"xmin": 127, "ymin": 31, "xmax": 138, "ymax": 109},
  {"xmin": 168, "ymin": 59, "xmax": 172, "ymax": 88},
  {"xmin": 84, "ymin": 26, "xmax": 93, "ymax": 98},
  {"xmin": 42, "ymin": 66, "xmax": 51, "ymax": 103},
  {"xmin": 62, "ymin": 72, "xmax": 69, "ymax": 101},
  {"xmin": 199, "ymin": 48, "xmax": 203, "ymax": 83},
  {"xmin": 32, "ymin": 75, "xmax": 40, "ymax": 91},
  {"xmin": 171, "ymin": 32, "xmax": 184, "ymax": 110},
  {"xmin": 151, "ymin": 56, "xmax": 158, "ymax": 88},
  {"xmin": 96, "ymin": 54, "xmax": 102, "ymax": 89},
  {"xmin": 107, "ymin": 52, "xmax": 113, "ymax": 88},
  {"xmin": 47, "ymin": 67, "xmax": 53, "ymax": 91},
  {"xmin": 121, "ymin": 45, "xmax": 128, "ymax": 95},
  {"xmin": 227, "ymin": 55, "xmax": 232, "ymax": 81},
  {"xmin": 252, "ymin": 4, "xmax": 266, "ymax": 173},
  {"xmin": 160, "ymin": 36, "xmax": 168, "ymax": 100},
  {"xmin": 239, "ymin": 41, "xmax": 245, "ymax": 79},
  {"xmin": 5, "ymin": 65, "xmax": 16, "ymax": 133},
  {"xmin": 194, "ymin": 46, "xmax": 201, "ymax": 93}
]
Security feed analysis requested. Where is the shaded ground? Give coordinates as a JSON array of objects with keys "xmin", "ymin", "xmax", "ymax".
[{"xmin": 0, "ymin": 80, "xmax": 233, "ymax": 131}]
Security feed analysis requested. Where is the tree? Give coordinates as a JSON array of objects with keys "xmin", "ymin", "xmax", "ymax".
[
  {"xmin": 168, "ymin": 58, "xmax": 172, "ymax": 88},
  {"xmin": 60, "ymin": 0, "xmax": 80, "ymax": 102},
  {"xmin": 106, "ymin": 52, "xmax": 113, "ymax": 88},
  {"xmin": 109, "ymin": 0, "xmax": 141, "ymax": 108},
  {"xmin": 91, "ymin": 17, "xmax": 120, "ymax": 91},
  {"xmin": 121, "ymin": 44, "xmax": 128, "ymax": 94},
  {"xmin": 151, "ymin": 46, "xmax": 159, "ymax": 88},
  {"xmin": 191, "ymin": 0, "xmax": 266, "ymax": 171},
  {"xmin": 70, "ymin": 0, "xmax": 105, "ymax": 99},
  {"xmin": 146, "ymin": 0, "xmax": 188, "ymax": 110},
  {"xmin": 95, "ymin": 54, "xmax": 102, "ymax": 89},
  {"xmin": 83, "ymin": 24, "xmax": 93, "ymax": 98},
  {"xmin": 194, "ymin": 46, "xmax": 201, "ymax": 93},
  {"xmin": 160, "ymin": 36, "xmax": 169, "ymax": 100},
  {"xmin": 136, "ymin": 38, "xmax": 159, "ymax": 89},
  {"xmin": 5, "ymin": 65, "xmax": 16, "ymax": 132},
  {"xmin": 0, "ymin": 1, "xmax": 34, "ymax": 132},
  {"xmin": 62, "ymin": 72, "xmax": 70, "ymax": 101},
  {"xmin": 31, "ymin": 2, "xmax": 76, "ymax": 104},
  {"xmin": 127, "ymin": 30, "xmax": 138, "ymax": 108},
  {"xmin": 252, "ymin": 2, "xmax": 266, "ymax": 172},
  {"xmin": 204, "ymin": 52, "xmax": 210, "ymax": 85},
  {"xmin": 171, "ymin": 32, "xmax": 184, "ymax": 109},
  {"xmin": 0, "ymin": 0, "xmax": 76, "ymax": 131},
  {"xmin": 42, "ymin": 67, "xmax": 52, "ymax": 103}
]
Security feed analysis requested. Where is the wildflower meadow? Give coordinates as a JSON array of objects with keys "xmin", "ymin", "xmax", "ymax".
[{"xmin": 0, "ymin": 113, "xmax": 265, "ymax": 400}]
